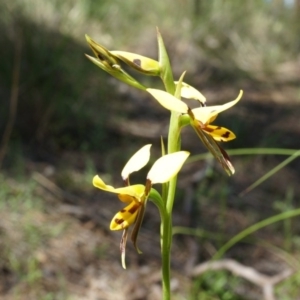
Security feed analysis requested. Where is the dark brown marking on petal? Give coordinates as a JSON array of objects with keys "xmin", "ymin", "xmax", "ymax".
[
  {"xmin": 97, "ymin": 53, "xmax": 106, "ymax": 61},
  {"xmin": 133, "ymin": 59, "xmax": 141, "ymax": 67},
  {"xmin": 115, "ymin": 218, "xmax": 124, "ymax": 225},
  {"xmin": 187, "ymin": 107, "xmax": 195, "ymax": 120},
  {"xmin": 216, "ymin": 126, "xmax": 222, "ymax": 130},
  {"xmin": 195, "ymin": 119, "xmax": 205, "ymax": 128},
  {"xmin": 203, "ymin": 126, "xmax": 215, "ymax": 133},
  {"xmin": 128, "ymin": 204, "xmax": 140, "ymax": 214},
  {"xmin": 222, "ymin": 131, "xmax": 231, "ymax": 138},
  {"xmin": 145, "ymin": 178, "xmax": 152, "ymax": 196},
  {"xmin": 120, "ymin": 209, "xmax": 126, "ymax": 213}
]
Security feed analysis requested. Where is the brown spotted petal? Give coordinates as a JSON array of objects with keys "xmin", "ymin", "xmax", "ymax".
[
  {"xmin": 202, "ymin": 125, "xmax": 236, "ymax": 142},
  {"xmin": 111, "ymin": 51, "xmax": 160, "ymax": 76},
  {"xmin": 191, "ymin": 119, "xmax": 235, "ymax": 176},
  {"xmin": 110, "ymin": 201, "xmax": 142, "ymax": 231}
]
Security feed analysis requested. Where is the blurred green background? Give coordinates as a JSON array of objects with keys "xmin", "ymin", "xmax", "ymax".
[{"xmin": 0, "ymin": 0, "xmax": 300, "ymax": 299}]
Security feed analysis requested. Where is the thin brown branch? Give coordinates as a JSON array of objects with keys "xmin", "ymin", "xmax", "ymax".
[
  {"xmin": 32, "ymin": 172, "xmax": 81, "ymax": 203},
  {"xmin": 0, "ymin": 31, "xmax": 22, "ymax": 168},
  {"xmin": 192, "ymin": 259, "xmax": 294, "ymax": 300}
]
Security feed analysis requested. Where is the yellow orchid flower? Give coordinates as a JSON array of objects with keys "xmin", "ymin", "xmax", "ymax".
[
  {"xmin": 85, "ymin": 35, "xmax": 161, "ymax": 91},
  {"xmin": 85, "ymin": 35, "xmax": 146, "ymax": 90},
  {"xmin": 93, "ymin": 144, "xmax": 189, "ymax": 268},
  {"xmin": 146, "ymin": 88, "xmax": 243, "ymax": 175}
]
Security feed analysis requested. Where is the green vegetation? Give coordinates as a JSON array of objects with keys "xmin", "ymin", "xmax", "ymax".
[{"xmin": 0, "ymin": 174, "xmax": 70, "ymax": 299}]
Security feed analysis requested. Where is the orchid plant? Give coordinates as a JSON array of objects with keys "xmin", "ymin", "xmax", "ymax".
[{"xmin": 85, "ymin": 29, "xmax": 242, "ymax": 300}]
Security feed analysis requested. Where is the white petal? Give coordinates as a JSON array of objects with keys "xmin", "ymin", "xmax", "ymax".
[
  {"xmin": 121, "ymin": 144, "xmax": 152, "ymax": 180},
  {"xmin": 147, "ymin": 88, "xmax": 188, "ymax": 113},
  {"xmin": 147, "ymin": 151, "xmax": 190, "ymax": 184}
]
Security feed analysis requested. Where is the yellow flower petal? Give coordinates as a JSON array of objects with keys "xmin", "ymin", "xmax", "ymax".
[
  {"xmin": 121, "ymin": 144, "xmax": 152, "ymax": 180},
  {"xmin": 147, "ymin": 88, "xmax": 188, "ymax": 113},
  {"xmin": 110, "ymin": 201, "xmax": 141, "ymax": 230},
  {"xmin": 93, "ymin": 175, "xmax": 145, "ymax": 198},
  {"xmin": 192, "ymin": 90, "xmax": 243, "ymax": 124},
  {"xmin": 203, "ymin": 125, "xmax": 236, "ymax": 142},
  {"xmin": 92, "ymin": 175, "xmax": 115, "ymax": 191},
  {"xmin": 147, "ymin": 151, "xmax": 190, "ymax": 184},
  {"xmin": 118, "ymin": 194, "xmax": 138, "ymax": 203},
  {"xmin": 174, "ymin": 81, "xmax": 206, "ymax": 106}
]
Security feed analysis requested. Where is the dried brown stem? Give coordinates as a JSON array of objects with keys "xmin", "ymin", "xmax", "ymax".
[
  {"xmin": 192, "ymin": 259, "xmax": 294, "ymax": 300},
  {"xmin": 0, "ymin": 31, "xmax": 22, "ymax": 168}
]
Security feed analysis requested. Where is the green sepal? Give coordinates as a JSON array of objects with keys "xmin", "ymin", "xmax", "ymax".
[
  {"xmin": 111, "ymin": 51, "xmax": 160, "ymax": 76},
  {"xmin": 85, "ymin": 54, "xmax": 146, "ymax": 90},
  {"xmin": 149, "ymin": 188, "xmax": 165, "ymax": 216},
  {"xmin": 157, "ymin": 28, "xmax": 175, "ymax": 94},
  {"xmin": 85, "ymin": 35, "xmax": 119, "ymax": 68},
  {"xmin": 179, "ymin": 114, "xmax": 191, "ymax": 128},
  {"xmin": 85, "ymin": 35, "xmax": 147, "ymax": 90}
]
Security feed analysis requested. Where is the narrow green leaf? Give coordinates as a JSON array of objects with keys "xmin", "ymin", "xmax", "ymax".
[{"xmin": 157, "ymin": 28, "xmax": 175, "ymax": 94}]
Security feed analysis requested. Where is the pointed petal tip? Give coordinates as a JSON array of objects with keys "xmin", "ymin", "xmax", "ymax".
[
  {"xmin": 121, "ymin": 144, "xmax": 152, "ymax": 180},
  {"xmin": 238, "ymin": 89, "xmax": 243, "ymax": 99},
  {"xmin": 85, "ymin": 34, "xmax": 93, "ymax": 44},
  {"xmin": 92, "ymin": 175, "xmax": 107, "ymax": 189},
  {"xmin": 85, "ymin": 54, "xmax": 93, "ymax": 60},
  {"xmin": 92, "ymin": 174, "xmax": 100, "ymax": 186},
  {"xmin": 121, "ymin": 249, "xmax": 126, "ymax": 269}
]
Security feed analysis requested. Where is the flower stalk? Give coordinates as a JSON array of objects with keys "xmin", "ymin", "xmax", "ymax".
[{"xmin": 86, "ymin": 28, "xmax": 242, "ymax": 300}]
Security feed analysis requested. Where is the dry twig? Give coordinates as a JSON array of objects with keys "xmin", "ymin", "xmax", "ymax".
[
  {"xmin": 192, "ymin": 259, "xmax": 294, "ymax": 300},
  {"xmin": 32, "ymin": 171, "xmax": 81, "ymax": 203},
  {"xmin": 0, "ymin": 29, "xmax": 22, "ymax": 168}
]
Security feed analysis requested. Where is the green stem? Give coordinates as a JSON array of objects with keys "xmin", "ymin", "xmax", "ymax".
[
  {"xmin": 157, "ymin": 28, "xmax": 182, "ymax": 300},
  {"xmin": 161, "ymin": 110, "xmax": 181, "ymax": 300},
  {"xmin": 161, "ymin": 213, "xmax": 172, "ymax": 299}
]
